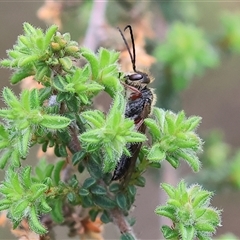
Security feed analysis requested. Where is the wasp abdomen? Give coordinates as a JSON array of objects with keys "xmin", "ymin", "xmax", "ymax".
[{"xmin": 111, "ymin": 154, "xmax": 131, "ymax": 181}]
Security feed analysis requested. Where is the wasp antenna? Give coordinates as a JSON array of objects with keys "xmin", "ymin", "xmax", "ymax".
[
  {"xmin": 124, "ymin": 25, "xmax": 137, "ymax": 72},
  {"xmin": 118, "ymin": 25, "xmax": 137, "ymax": 72}
]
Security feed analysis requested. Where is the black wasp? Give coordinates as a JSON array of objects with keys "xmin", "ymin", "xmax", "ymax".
[{"xmin": 112, "ymin": 25, "xmax": 155, "ymax": 181}]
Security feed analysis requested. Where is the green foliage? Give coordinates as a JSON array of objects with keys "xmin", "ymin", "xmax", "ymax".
[
  {"xmin": 0, "ymin": 167, "xmax": 50, "ymax": 234},
  {"xmin": 145, "ymin": 108, "xmax": 202, "ymax": 172},
  {"xmin": 155, "ymin": 180, "xmax": 221, "ymax": 240},
  {"xmin": 220, "ymin": 12, "xmax": 240, "ymax": 53},
  {"xmin": 80, "ymin": 47, "xmax": 122, "ymax": 96},
  {"xmin": 0, "ymin": 87, "xmax": 71, "ymax": 167},
  {"xmin": 186, "ymin": 130, "xmax": 240, "ymax": 192},
  {"xmin": 1, "ymin": 23, "xmax": 80, "ymax": 85},
  {"xmin": 155, "ymin": 22, "xmax": 219, "ymax": 90},
  {"xmin": 80, "ymin": 94, "xmax": 147, "ymax": 172},
  {"xmin": 0, "ymin": 22, "xmax": 221, "ymax": 239}
]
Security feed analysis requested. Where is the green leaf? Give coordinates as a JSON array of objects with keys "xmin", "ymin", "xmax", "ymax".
[
  {"xmin": 45, "ymin": 164, "xmax": 55, "ymax": 178},
  {"xmin": 80, "ymin": 130, "xmax": 102, "ymax": 144},
  {"xmin": 12, "ymin": 199, "xmax": 29, "ymax": 218},
  {"xmin": 83, "ymin": 177, "xmax": 97, "ymax": 189},
  {"xmin": 50, "ymin": 198, "xmax": 64, "ymax": 223},
  {"xmin": 127, "ymin": 185, "xmax": 137, "ymax": 197},
  {"xmin": 144, "ymin": 118, "xmax": 161, "ymax": 140},
  {"xmin": 40, "ymin": 198, "xmax": 52, "ymax": 213},
  {"xmin": 165, "ymin": 113, "xmax": 176, "ymax": 135},
  {"xmin": 177, "ymin": 149, "xmax": 200, "ymax": 172},
  {"xmin": 134, "ymin": 176, "xmax": 146, "ymax": 187},
  {"xmin": 192, "ymin": 190, "xmax": 212, "ymax": 208},
  {"xmin": 18, "ymin": 128, "xmax": 32, "ymax": 158},
  {"xmin": 81, "ymin": 110, "xmax": 105, "ymax": 128},
  {"xmin": 155, "ymin": 205, "xmax": 176, "ymax": 221},
  {"xmin": 90, "ymin": 185, "xmax": 107, "ymax": 195},
  {"xmin": 23, "ymin": 22, "xmax": 36, "ymax": 35},
  {"xmin": 57, "ymin": 144, "xmax": 68, "ymax": 157},
  {"xmin": 35, "ymin": 37, "xmax": 44, "ymax": 50},
  {"xmin": 87, "ymin": 157, "xmax": 103, "ymax": 179},
  {"xmin": 67, "ymin": 192, "xmax": 76, "ymax": 203},
  {"xmin": 194, "ymin": 222, "xmax": 215, "ymax": 232},
  {"xmin": 194, "ymin": 208, "xmax": 207, "ymax": 219},
  {"xmin": 10, "ymin": 171, "xmax": 24, "ymax": 195},
  {"xmin": 21, "ymin": 166, "xmax": 32, "ymax": 189},
  {"xmin": 40, "ymin": 115, "xmax": 71, "ymax": 129},
  {"xmin": 185, "ymin": 116, "xmax": 201, "ymax": 131},
  {"xmin": 53, "ymin": 160, "xmax": 65, "ymax": 185},
  {"xmin": 153, "ymin": 108, "xmax": 166, "ymax": 129},
  {"xmin": 18, "ymin": 55, "xmax": 39, "ymax": 67},
  {"xmin": 68, "ymin": 175, "xmax": 78, "ymax": 188},
  {"xmin": 11, "ymin": 150, "xmax": 21, "ymax": 167},
  {"xmin": 0, "ymin": 199, "xmax": 12, "ymax": 211},
  {"xmin": 29, "ymin": 89, "xmax": 40, "ymax": 109},
  {"xmin": 116, "ymin": 192, "xmax": 127, "ymax": 210},
  {"xmin": 81, "ymin": 48, "xmax": 99, "ymax": 79},
  {"xmin": 35, "ymin": 64, "xmax": 51, "ymax": 83},
  {"xmin": 161, "ymin": 183, "xmax": 176, "ymax": 198},
  {"xmin": 147, "ymin": 143, "xmax": 166, "ymax": 162},
  {"xmin": 161, "ymin": 225, "xmax": 179, "ymax": 239},
  {"xmin": 81, "ymin": 196, "xmax": 94, "ymax": 208},
  {"xmin": 59, "ymin": 57, "xmax": 73, "ymax": 72},
  {"xmin": 198, "ymin": 208, "xmax": 221, "ymax": 226},
  {"xmin": 92, "ymin": 195, "xmax": 116, "ymax": 209},
  {"xmin": 99, "ymin": 47, "xmax": 111, "ymax": 69},
  {"xmin": 39, "ymin": 87, "xmax": 52, "ymax": 103},
  {"xmin": 180, "ymin": 224, "xmax": 195, "ymax": 240},
  {"xmin": 44, "ymin": 24, "xmax": 58, "ymax": 48},
  {"xmin": 2, "ymin": 87, "xmax": 20, "ymax": 109},
  {"xmin": 10, "ymin": 69, "xmax": 33, "ymax": 84},
  {"xmin": 125, "ymin": 132, "xmax": 147, "ymax": 143},
  {"xmin": 109, "ymin": 183, "xmax": 121, "ymax": 193},
  {"xmin": 89, "ymin": 209, "xmax": 99, "ymax": 222},
  {"xmin": 175, "ymin": 110, "xmax": 186, "ymax": 126},
  {"xmin": 72, "ymin": 150, "xmax": 86, "ymax": 165},
  {"xmin": 29, "ymin": 184, "xmax": 48, "ymax": 201},
  {"xmin": 102, "ymin": 75, "xmax": 121, "ymax": 91},
  {"xmin": 149, "ymin": 162, "xmax": 161, "ymax": 168},
  {"xmin": 53, "ymin": 75, "xmax": 67, "ymax": 92},
  {"xmin": 28, "ymin": 206, "xmax": 47, "ymax": 234},
  {"xmin": 100, "ymin": 210, "xmax": 111, "ymax": 224},
  {"xmin": 166, "ymin": 155, "xmax": 179, "ymax": 169},
  {"xmin": 0, "ymin": 150, "xmax": 12, "ymax": 169},
  {"xmin": 79, "ymin": 188, "xmax": 90, "ymax": 196}
]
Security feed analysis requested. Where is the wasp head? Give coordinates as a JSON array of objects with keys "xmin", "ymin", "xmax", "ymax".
[{"xmin": 127, "ymin": 71, "xmax": 151, "ymax": 85}]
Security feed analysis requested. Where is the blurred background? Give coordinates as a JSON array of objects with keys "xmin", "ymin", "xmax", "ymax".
[{"xmin": 1, "ymin": 1, "xmax": 240, "ymax": 239}]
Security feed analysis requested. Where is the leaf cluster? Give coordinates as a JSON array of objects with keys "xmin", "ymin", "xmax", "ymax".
[
  {"xmin": 1, "ymin": 22, "xmax": 80, "ymax": 85},
  {"xmin": 145, "ymin": 108, "xmax": 202, "ymax": 172},
  {"xmin": 155, "ymin": 180, "xmax": 221, "ymax": 240},
  {"xmin": 220, "ymin": 12, "xmax": 240, "ymax": 53},
  {"xmin": 0, "ymin": 88, "xmax": 70, "ymax": 168},
  {"xmin": 0, "ymin": 166, "xmax": 50, "ymax": 234},
  {"xmin": 154, "ymin": 22, "xmax": 219, "ymax": 90}
]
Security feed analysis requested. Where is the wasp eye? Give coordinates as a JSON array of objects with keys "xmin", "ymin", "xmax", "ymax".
[{"xmin": 129, "ymin": 73, "xmax": 143, "ymax": 81}]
